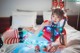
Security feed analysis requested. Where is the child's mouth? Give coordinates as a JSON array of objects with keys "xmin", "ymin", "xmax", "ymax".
[{"xmin": 54, "ymin": 21, "xmax": 56, "ymax": 22}]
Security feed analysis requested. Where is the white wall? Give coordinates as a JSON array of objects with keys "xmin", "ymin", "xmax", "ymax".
[
  {"xmin": 0, "ymin": 0, "xmax": 52, "ymax": 17},
  {"xmin": 0, "ymin": 0, "xmax": 80, "ymax": 17},
  {"xmin": 0, "ymin": 0, "xmax": 3, "ymax": 16},
  {"xmin": 65, "ymin": 1, "xmax": 80, "ymax": 15}
]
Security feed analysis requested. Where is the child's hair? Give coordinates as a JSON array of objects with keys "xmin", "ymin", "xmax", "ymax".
[{"xmin": 52, "ymin": 8, "xmax": 64, "ymax": 19}]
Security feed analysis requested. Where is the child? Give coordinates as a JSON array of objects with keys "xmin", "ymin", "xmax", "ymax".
[
  {"xmin": 46, "ymin": 8, "xmax": 66, "ymax": 53},
  {"xmin": 23, "ymin": 8, "xmax": 66, "ymax": 53},
  {"xmin": 35, "ymin": 8, "xmax": 67, "ymax": 53}
]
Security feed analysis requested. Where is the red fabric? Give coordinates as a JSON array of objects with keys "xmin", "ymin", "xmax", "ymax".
[
  {"xmin": 44, "ymin": 20, "xmax": 49, "ymax": 23},
  {"xmin": 52, "ymin": 0, "xmax": 58, "ymax": 8},
  {"xmin": 62, "ymin": 29, "xmax": 66, "ymax": 35},
  {"xmin": 35, "ymin": 45, "xmax": 40, "ymax": 50},
  {"xmin": 3, "ymin": 29, "xmax": 19, "ymax": 44},
  {"xmin": 42, "ymin": 27, "xmax": 66, "ymax": 42},
  {"xmin": 59, "ymin": 1, "xmax": 64, "ymax": 9},
  {"xmin": 43, "ymin": 28, "xmax": 51, "ymax": 41},
  {"xmin": 4, "ymin": 38, "xmax": 19, "ymax": 44}
]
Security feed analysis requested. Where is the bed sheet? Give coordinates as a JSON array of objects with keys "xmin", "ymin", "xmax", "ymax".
[
  {"xmin": 64, "ymin": 25, "xmax": 80, "ymax": 44},
  {"xmin": 0, "ymin": 43, "xmax": 62, "ymax": 53},
  {"xmin": 1, "ymin": 24, "xmax": 80, "ymax": 53}
]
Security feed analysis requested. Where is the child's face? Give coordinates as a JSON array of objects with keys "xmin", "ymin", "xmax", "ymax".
[{"xmin": 51, "ymin": 14, "xmax": 62, "ymax": 24}]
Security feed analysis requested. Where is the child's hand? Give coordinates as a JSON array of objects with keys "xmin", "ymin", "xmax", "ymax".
[
  {"xmin": 46, "ymin": 42, "xmax": 66, "ymax": 52},
  {"xmin": 42, "ymin": 42, "xmax": 59, "ymax": 52},
  {"xmin": 47, "ymin": 43, "xmax": 59, "ymax": 53},
  {"xmin": 48, "ymin": 46, "xmax": 58, "ymax": 52},
  {"xmin": 43, "ymin": 45, "xmax": 58, "ymax": 53}
]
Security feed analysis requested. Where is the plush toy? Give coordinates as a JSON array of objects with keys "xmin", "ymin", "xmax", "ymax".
[
  {"xmin": 35, "ymin": 45, "xmax": 40, "ymax": 52},
  {"xmin": 18, "ymin": 27, "xmax": 24, "ymax": 43}
]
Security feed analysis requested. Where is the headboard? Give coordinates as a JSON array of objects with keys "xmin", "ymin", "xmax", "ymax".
[
  {"xmin": 67, "ymin": 15, "xmax": 78, "ymax": 29},
  {"xmin": 0, "ymin": 17, "xmax": 12, "ymax": 34}
]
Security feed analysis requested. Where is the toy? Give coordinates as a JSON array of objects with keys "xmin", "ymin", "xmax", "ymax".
[
  {"xmin": 35, "ymin": 45, "xmax": 40, "ymax": 52},
  {"xmin": 18, "ymin": 27, "xmax": 24, "ymax": 43}
]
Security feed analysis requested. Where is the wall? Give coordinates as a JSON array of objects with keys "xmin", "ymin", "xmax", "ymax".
[
  {"xmin": 65, "ymin": 0, "xmax": 80, "ymax": 15},
  {"xmin": 0, "ymin": 0, "xmax": 80, "ymax": 17},
  {"xmin": 0, "ymin": 0, "xmax": 52, "ymax": 17}
]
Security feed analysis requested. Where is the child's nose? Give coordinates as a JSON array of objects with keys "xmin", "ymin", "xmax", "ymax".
[{"xmin": 54, "ymin": 18, "xmax": 57, "ymax": 21}]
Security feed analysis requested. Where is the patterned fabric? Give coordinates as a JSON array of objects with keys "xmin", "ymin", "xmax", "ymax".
[
  {"xmin": 3, "ymin": 29, "xmax": 19, "ymax": 44},
  {"xmin": 4, "ymin": 38, "xmax": 19, "ymax": 44}
]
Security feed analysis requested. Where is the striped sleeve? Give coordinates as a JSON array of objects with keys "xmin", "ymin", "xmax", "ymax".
[{"xmin": 4, "ymin": 38, "xmax": 19, "ymax": 44}]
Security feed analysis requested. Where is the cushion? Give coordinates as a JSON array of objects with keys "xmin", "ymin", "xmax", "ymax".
[{"xmin": 11, "ymin": 11, "xmax": 37, "ymax": 29}]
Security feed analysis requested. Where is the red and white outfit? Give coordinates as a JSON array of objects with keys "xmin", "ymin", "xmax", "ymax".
[{"xmin": 2, "ymin": 29, "xmax": 19, "ymax": 44}]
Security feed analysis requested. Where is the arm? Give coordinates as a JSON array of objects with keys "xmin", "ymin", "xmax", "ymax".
[
  {"xmin": 46, "ymin": 31, "xmax": 67, "ymax": 52},
  {"xmin": 34, "ymin": 20, "xmax": 50, "ymax": 35}
]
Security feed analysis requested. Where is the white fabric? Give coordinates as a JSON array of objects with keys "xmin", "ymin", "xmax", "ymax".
[
  {"xmin": 1, "ymin": 11, "xmax": 80, "ymax": 52},
  {"xmin": 1, "ymin": 25, "xmax": 80, "ymax": 53},
  {"xmin": 2, "ymin": 26, "xmax": 80, "ymax": 53},
  {"xmin": 64, "ymin": 25, "xmax": 80, "ymax": 44},
  {"xmin": 61, "ymin": 45, "xmax": 80, "ymax": 53},
  {"xmin": 11, "ymin": 11, "xmax": 37, "ymax": 29}
]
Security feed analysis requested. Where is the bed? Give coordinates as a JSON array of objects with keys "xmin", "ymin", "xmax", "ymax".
[{"xmin": 0, "ymin": 11, "xmax": 80, "ymax": 53}]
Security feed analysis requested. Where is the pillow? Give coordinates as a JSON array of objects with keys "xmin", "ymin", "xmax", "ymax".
[
  {"xmin": 11, "ymin": 12, "xmax": 37, "ymax": 29},
  {"xmin": 43, "ymin": 11, "xmax": 52, "ymax": 21}
]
